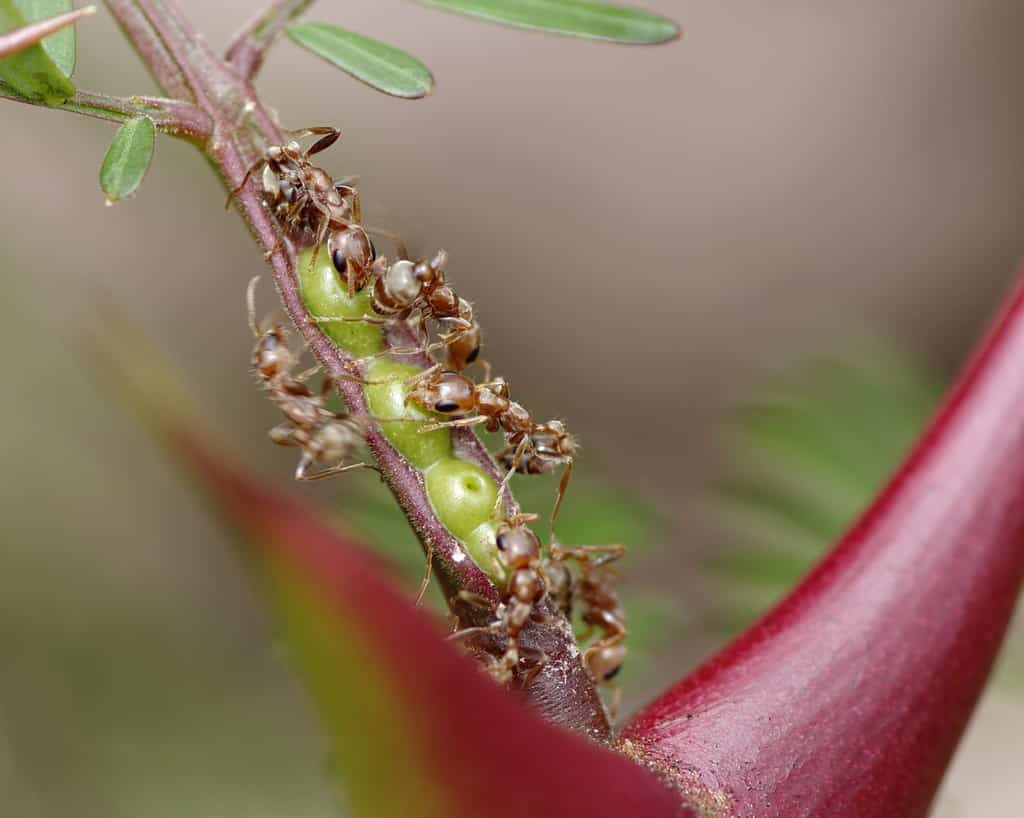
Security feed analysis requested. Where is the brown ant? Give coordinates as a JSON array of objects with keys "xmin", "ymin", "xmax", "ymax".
[
  {"xmin": 248, "ymin": 278, "xmax": 372, "ymax": 480},
  {"xmin": 230, "ymin": 127, "xmax": 376, "ymax": 294},
  {"xmin": 452, "ymin": 514, "xmax": 549, "ymax": 684},
  {"xmin": 405, "ymin": 372, "xmax": 577, "ymax": 538},
  {"xmin": 310, "ymin": 249, "xmax": 486, "ymax": 375},
  {"xmin": 549, "ymin": 543, "xmax": 628, "ymax": 693}
]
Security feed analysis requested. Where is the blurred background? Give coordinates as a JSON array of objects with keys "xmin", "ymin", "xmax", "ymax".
[{"xmin": 3, "ymin": 1, "xmax": 1024, "ymax": 815}]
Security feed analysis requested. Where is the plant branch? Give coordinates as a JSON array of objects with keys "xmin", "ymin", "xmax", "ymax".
[
  {"xmin": 0, "ymin": 0, "xmax": 610, "ymax": 741},
  {"xmin": 129, "ymin": 0, "xmax": 222, "ymax": 111},
  {"xmin": 0, "ymin": 5, "xmax": 96, "ymax": 60},
  {"xmin": 103, "ymin": 0, "xmax": 193, "ymax": 101},
  {"xmin": 211, "ymin": 108, "xmax": 612, "ymax": 738},
  {"xmin": 225, "ymin": 0, "xmax": 315, "ymax": 81},
  {"xmin": 0, "ymin": 81, "xmax": 211, "ymax": 139}
]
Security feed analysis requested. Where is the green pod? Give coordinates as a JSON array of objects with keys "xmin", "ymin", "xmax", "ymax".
[
  {"xmin": 297, "ymin": 246, "xmax": 384, "ymax": 359},
  {"xmin": 425, "ymin": 457, "xmax": 499, "ymax": 540},
  {"xmin": 295, "ymin": 244, "xmax": 504, "ymax": 580},
  {"xmin": 464, "ymin": 521, "xmax": 504, "ymax": 586},
  {"xmin": 364, "ymin": 359, "xmax": 451, "ymax": 469}
]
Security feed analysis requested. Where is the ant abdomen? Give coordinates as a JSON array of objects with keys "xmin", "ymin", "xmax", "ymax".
[
  {"xmin": 586, "ymin": 644, "xmax": 626, "ymax": 683},
  {"xmin": 446, "ymin": 325, "xmax": 482, "ymax": 370}
]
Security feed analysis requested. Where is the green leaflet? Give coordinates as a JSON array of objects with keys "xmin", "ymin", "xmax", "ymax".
[
  {"xmin": 0, "ymin": 0, "xmax": 75, "ymax": 102},
  {"xmin": 286, "ymin": 21, "xmax": 433, "ymax": 99},
  {"xmin": 16, "ymin": 0, "xmax": 75, "ymax": 76},
  {"xmin": 99, "ymin": 117, "xmax": 155, "ymax": 204},
  {"xmin": 416, "ymin": 0, "xmax": 679, "ymax": 44}
]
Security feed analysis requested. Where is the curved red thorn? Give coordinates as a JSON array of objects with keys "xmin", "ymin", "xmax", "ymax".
[{"xmin": 624, "ymin": 266, "xmax": 1024, "ymax": 818}]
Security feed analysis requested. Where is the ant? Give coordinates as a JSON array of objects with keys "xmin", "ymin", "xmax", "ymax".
[
  {"xmin": 405, "ymin": 372, "xmax": 577, "ymax": 538},
  {"xmin": 230, "ymin": 127, "xmax": 376, "ymax": 294},
  {"xmin": 452, "ymin": 514, "xmax": 549, "ymax": 685},
  {"xmin": 548, "ymin": 543, "xmax": 628, "ymax": 697},
  {"xmin": 248, "ymin": 278, "xmax": 372, "ymax": 481},
  {"xmin": 310, "ymin": 249, "xmax": 486, "ymax": 375}
]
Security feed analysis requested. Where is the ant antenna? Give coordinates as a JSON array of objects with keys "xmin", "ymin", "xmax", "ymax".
[{"xmin": 246, "ymin": 276, "xmax": 261, "ymax": 337}]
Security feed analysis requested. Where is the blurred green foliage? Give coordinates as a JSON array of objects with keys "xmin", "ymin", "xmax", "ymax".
[{"xmin": 706, "ymin": 339, "xmax": 1024, "ymax": 688}]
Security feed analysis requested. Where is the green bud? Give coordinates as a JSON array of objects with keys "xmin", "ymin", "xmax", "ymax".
[
  {"xmin": 297, "ymin": 247, "xmax": 384, "ymax": 359},
  {"xmin": 425, "ymin": 458, "xmax": 499, "ymax": 540}
]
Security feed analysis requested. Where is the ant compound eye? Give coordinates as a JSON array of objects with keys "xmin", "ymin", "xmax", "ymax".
[
  {"xmin": 495, "ymin": 531, "xmax": 509, "ymax": 551},
  {"xmin": 332, "ymin": 249, "xmax": 347, "ymax": 275},
  {"xmin": 369, "ymin": 237, "xmax": 378, "ymax": 260},
  {"xmin": 466, "ymin": 345, "xmax": 480, "ymax": 364},
  {"xmin": 435, "ymin": 400, "xmax": 460, "ymax": 414}
]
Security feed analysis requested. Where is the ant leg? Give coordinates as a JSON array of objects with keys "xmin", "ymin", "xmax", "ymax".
[
  {"xmin": 418, "ymin": 415, "xmax": 489, "ymax": 433},
  {"xmin": 479, "ymin": 357, "xmax": 493, "ymax": 382},
  {"xmin": 414, "ymin": 543, "xmax": 434, "ymax": 606},
  {"xmin": 334, "ymin": 185, "xmax": 362, "ymax": 223},
  {"xmin": 517, "ymin": 645, "xmax": 549, "ymax": 687},
  {"xmin": 363, "ymin": 224, "xmax": 409, "ymax": 260},
  {"xmin": 246, "ymin": 277, "xmax": 262, "ymax": 336},
  {"xmin": 552, "ymin": 542, "xmax": 626, "ymax": 568},
  {"xmin": 311, "ymin": 219, "xmax": 330, "ymax": 283},
  {"xmin": 548, "ymin": 459, "xmax": 575, "ymax": 548},
  {"xmin": 268, "ymin": 422, "xmax": 300, "ymax": 446},
  {"xmin": 307, "ymin": 314, "xmax": 391, "ymax": 327},
  {"xmin": 453, "ymin": 589, "xmax": 498, "ymax": 611},
  {"xmin": 296, "ymin": 460, "xmax": 378, "ymax": 481},
  {"xmin": 334, "ymin": 363, "xmax": 439, "ymax": 388},
  {"xmin": 226, "ymin": 158, "xmax": 264, "ymax": 208},
  {"xmin": 606, "ymin": 684, "xmax": 622, "ymax": 721},
  {"xmin": 291, "ymin": 363, "xmax": 322, "ymax": 383},
  {"xmin": 493, "ymin": 436, "xmax": 531, "ymax": 516},
  {"xmin": 263, "ymin": 230, "xmax": 288, "ymax": 261}
]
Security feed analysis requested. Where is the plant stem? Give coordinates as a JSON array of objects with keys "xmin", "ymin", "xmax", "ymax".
[
  {"xmin": 103, "ymin": 0, "xmax": 193, "ymax": 101},
  {"xmin": 225, "ymin": 0, "xmax": 315, "ymax": 81},
  {"xmin": 0, "ymin": 82, "xmax": 211, "ymax": 139}
]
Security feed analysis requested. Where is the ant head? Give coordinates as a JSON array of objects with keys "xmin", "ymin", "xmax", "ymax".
[
  {"xmin": 253, "ymin": 326, "xmax": 293, "ymax": 380},
  {"xmin": 414, "ymin": 251, "xmax": 446, "ymax": 287},
  {"xmin": 495, "ymin": 522, "xmax": 541, "ymax": 569},
  {"xmin": 329, "ymin": 226, "xmax": 374, "ymax": 291}
]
